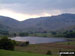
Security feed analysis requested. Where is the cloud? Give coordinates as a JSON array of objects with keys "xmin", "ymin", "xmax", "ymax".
[{"xmin": 0, "ymin": 0, "xmax": 75, "ymax": 21}]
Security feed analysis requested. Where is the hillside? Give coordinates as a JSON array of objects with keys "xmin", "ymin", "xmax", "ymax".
[
  {"xmin": 0, "ymin": 13, "xmax": 75, "ymax": 32},
  {"xmin": 21, "ymin": 14, "xmax": 75, "ymax": 32},
  {"xmin": 0, "ymin": 16, "xmax": 21, "ymax": 28},
  {"xmin": 0, "ymin": 23, "xmax": 9, "ymax": 35},
  {"xmin": 0, "ymin": 16, "xmax": 21, "ymax": 32},
  {"xmin": 0, "ymin": 23, "xmax": 9, "ymax": 31}
]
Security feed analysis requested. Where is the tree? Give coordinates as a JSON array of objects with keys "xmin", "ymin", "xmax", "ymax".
[
  {"xmin": 51, "ymin": 31, "xmax": 57, "ymax": 35},
  {"xmin": 0, "ymin": 36, "xmax": 16, "ymax": 50},
  {"xmin": 19, "ymin": 32, "xmax": 29, "ymax": 36},
  {"xmin": 65, "ymin": 31, "xmax": 75, "ymax": 38},
  {"xmin": 13, "ymin": 33, "xmax": 17, "ymax": 37},
  {"xmin": 0, "ymin": 30, "xmax": 9, "ymax": 36}
]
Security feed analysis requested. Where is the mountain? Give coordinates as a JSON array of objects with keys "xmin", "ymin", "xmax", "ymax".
[
  {"xmin": 21, "ymin": 13, "xmax": 75, "ymax": 32},
  {"xmin": 0, "ymin": 23, "xmax": 9, "ymax": 31},
  {"xmin": 0, "ymin": 16, "xmax": 20, "ymax": 28},
  {"xmin": 0, "ymin": 16, "xmax": 22, "ymax": 32},
  {"xmin": 0, "ymin": 23, "xmax": 9, "ymax": 35},
  {"xmin": 0, "ymin": 13, "xmax": 75, "ymax": 33}
]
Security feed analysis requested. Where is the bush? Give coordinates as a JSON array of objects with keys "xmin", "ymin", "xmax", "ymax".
[
  {"xmin": 0, "ymin": 37, "xmax": 16, "ymax": 50},
  {"xmin": 16, "ymin": 41, "xmax": 29, "ymax": 46},
  {"xmin": 46, "ymin": 50, "xmax": 52, "ymax": 55},
  {"xmin": 25, "ymin": 41, "xmax": 29, "ymax": 46}
]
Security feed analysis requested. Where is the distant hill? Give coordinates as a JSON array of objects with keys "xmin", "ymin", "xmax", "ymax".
[
  {"xmin": 21, "ymin": 13, "xmax": 75, "ymax": 32},
  {"xmin": 0, "ymin": 13, "xmax": 75, "ymax": 32},
  {"xmin": 0, "ymin": 16, "xmax": 21, "ymax": 32},
  {"xmin": 0, "ymin": 16, "xmax": 20, "ymax": 28}
]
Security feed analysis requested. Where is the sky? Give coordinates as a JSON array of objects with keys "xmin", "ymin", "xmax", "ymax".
[{"xmin": 0, "ymin": 0, "xmax": 75, "ymax": 21}]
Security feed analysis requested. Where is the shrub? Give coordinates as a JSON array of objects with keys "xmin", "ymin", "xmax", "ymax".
[
  {"xmin": 0, "ymin": 36, "xmax": 15, "ymax": 50},
  {"xmin": 46, "ymin": 50, "xmax": 52, "ymax": 55},
  {"xmin": 25, "ymin": 41, "xmax": 29, "ymax": 46},
  {"xmin": 16, "ymin": 41, "xmax": 29, "ymax": 46}
]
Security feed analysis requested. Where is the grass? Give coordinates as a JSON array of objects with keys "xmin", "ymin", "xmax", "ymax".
[
  {"xmin": 15, "ymin": 40, "xmax": 75, "ymax": 56},
  {"xmin": 0, "ymin": 49, "xmax": 50, "ymax": 56},
  {"xmin": 55, "ymin": 41, "xmax": 75, "ymax": 45}
]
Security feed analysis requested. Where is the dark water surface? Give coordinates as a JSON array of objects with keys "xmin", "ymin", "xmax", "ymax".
[{"xmin": 11, "ymin": 36, "xmax": 67, "ymax": 44}]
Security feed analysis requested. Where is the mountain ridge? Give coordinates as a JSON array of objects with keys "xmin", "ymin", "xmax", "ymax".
[{"xmin": 0, "ymin": 13, "xmax": 75, "ymax": 32}]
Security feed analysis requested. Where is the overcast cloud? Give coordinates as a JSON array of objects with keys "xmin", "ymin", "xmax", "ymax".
[{"xmin": 0, "ymin": 0, "xmax": 75, "ymax": 21}]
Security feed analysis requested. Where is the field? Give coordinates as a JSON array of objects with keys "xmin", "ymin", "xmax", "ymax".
[
  {"xmin": 0, "ymin": 50, "xmax": 49, "ymax": 56},
  {"xmin": 15, "ymin": 40, "xmax": 75, "ymax": 56}
]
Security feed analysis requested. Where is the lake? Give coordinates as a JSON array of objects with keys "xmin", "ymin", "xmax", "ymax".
[{"xmin": 11, "ymin": 36, "xmax": 67, "ymax": 44}]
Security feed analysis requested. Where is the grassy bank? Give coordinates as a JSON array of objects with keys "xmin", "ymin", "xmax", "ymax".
[{"xmin": 0, "ymin": 50, "xmax": 49, "ymax": 56}]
